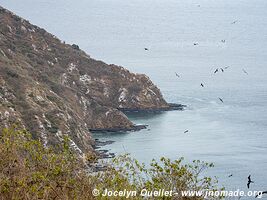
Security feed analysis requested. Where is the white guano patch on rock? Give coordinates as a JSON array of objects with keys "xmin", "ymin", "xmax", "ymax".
[
  {"xmin": 7, "ymin": 25, "xmax": 12, "ymax": 32},
  {"xmin": 103, "ymin": 87, "xmax": 109, "ymax": 97},
  {"xmin": 9, "ymin": 107, "xmax": 15, "ymax": 112},
  {"xmin": 0, "ymin": 49, "xmax": 6, "ymax": 57},
  {"xmin": 36, "ymin": 95, "xmax": 45, "ymax": 102},
  {"xmin": 147, "ymin": 88, "xmax": 157, "ymax": 96},
  {"xmin": 105, "ymin": 110, "xmax": 111, "ymax": 117},
  {"xmin": 8, "ymin": 49, "xmax": 15, "ymax": 55},
  {"xmin": 4, "ymin": 111, "xmax": 10, "ymax": 118},
  {"xmin": 142, "ymin": 87, "xmax": 157, "ymax": 99},
  {"xmin": 56, "ymin": 113, "xmax": 68, "ymax": 122},
  {"xmin": 28, "ymin": 28, "xmax": 35, "ymax": 33},
  {"xmin": 118, "ymin": 88, "xmax": 128, "ymax": 103},
  {"xmin": 32, "ymin": 44, "xmax": 38, "ymax": 52},
  {"xmin": 60, "ymin": 73, "xmax": 68, "ymax": 85},
  {"xmin": 67, "ymin": 63, "xmax": 77, "ymax": 73},
  {"xmin": 35, "ymin": 115, "xmax": 48, "ymax": 147},
  {"xmin": 47, "ymin": 60, "xmax": 54, "ymax": 66},
  {"xmin": 56, "ymin": 130, "xmax": 83, "ymax": 155},
  {"xmin": 80, "ymin": 96, "xmax": 88, "ymax": 113},
  {"xmin": 21, "ymin": 25, "xmax": 27, "ymax": 32},
  {"xmin": 42, "ymin": 114, "xmax": 52, "ymax": 128},
  {"xmin": 99, "ymin": 78, "xmax": 107, "ymax": 84},
  {"xmin": 69, "ymin": 139, "xmax": 82, "ymax": 155},
  {"xmin": 79, "ymin": 74, "xmax": 92, "ymax": 84},
  {"xmin": 56, "ymin": 130, "xmax": 63, "ymax": 139}
]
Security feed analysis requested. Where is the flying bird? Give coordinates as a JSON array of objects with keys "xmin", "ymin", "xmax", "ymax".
[
  {"xmin": 184, "ymin": 130, "xmax": 189, "ymax": 134},
  {"xmin": 228, "ymin": 174, "xmax": 233, "ymax": 177},
  {"xmin": 242, "ymin": 69, "xmax": 248, "ymax": 75},
  {"xmin": 175, "ymin": 72, "xmax": 180, "ymax": 78},
  {"xmin": 220, "ymin": 68, "xmax": 224, "ymax": 72},
  {"xmin": 247, "ymin": 175, "xmax": 254, "ymax": 189},
  {"xmin": 193, "ymin": 43, "xmax": 199, "ymax": 46},
  {"xmin": 231, "ymin": 20, "xmax": 238, "ymax": 24},
  {"xmin": 214, "ymin": 68, "xmax": 219, "ymax": 74},
  {"xmin": 221, "ymin": 39, "xmax": 226, "ymax": 43},
  {"xmin": 255, "ymin": 191, "xmax": 267, "ymax": 198},
  {"xmin": 200, "ymin": 83, "xmax": 204, "ymax": 87},
  {"xmin": 144, "ymin": 48, "xmax": 149, "ymax": 51},
  {"xmin": 224, "ymin": 66, "xmax": 230, "ymax": 69},
  {"xmin": 218, "ymin": 98, "xmax": 224, "ymax": 103}
]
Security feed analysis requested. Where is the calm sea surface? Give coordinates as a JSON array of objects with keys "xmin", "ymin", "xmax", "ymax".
[{"xmin": 2, "ymin": 0, "xmax": 267, "ymax": 193}]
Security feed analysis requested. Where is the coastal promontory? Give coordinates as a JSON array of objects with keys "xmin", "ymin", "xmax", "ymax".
[{"xmin": 0, "ymin": 6, "xmax": 179, "ymax": 155}]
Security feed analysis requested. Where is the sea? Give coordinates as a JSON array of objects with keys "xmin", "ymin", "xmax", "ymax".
[{"xmin": 1, "ymin": 0, "xmax": 267, "ymax": 195}]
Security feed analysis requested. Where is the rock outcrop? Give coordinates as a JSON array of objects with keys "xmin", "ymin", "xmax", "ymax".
[{"xmin": 0, "ymin": 6, "xmax": 179, "ymax": 154}]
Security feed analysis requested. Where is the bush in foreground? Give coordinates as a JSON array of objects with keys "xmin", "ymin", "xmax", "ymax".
[
  {"xmin": 95, "ymin": 155, "xmax": 221, "ymax": 200},
  {"xmin": 0, "ymin": 126, "xmax": 221, "ymax": 199}
]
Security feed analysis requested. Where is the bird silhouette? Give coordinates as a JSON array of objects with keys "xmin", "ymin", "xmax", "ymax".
[
  {"xmin": 247, "ymin": 175, "xmax": 254, "ymax": 189},
  {"xmin": 221, "ymin": 39, "xmax": 226, "ymax": 43},
  {"xmin": 184, "ymin": 130, "xmax": 189, "ymax": 133},
  {"xmin": 219, "ymin": 98, "xmax": 224, "ymax": 103},
  {"xmin": 231, "ymin": 20, "xmax": 238, "ymax": 24},
  {"xmin": 228, "ymin": 174, "xmax": 233, "ymax": 177},
  {"xmin": 214, "ymin": 68, "xmax": 219, "ymax": 74},
  {"xmin": 242, "ymin": 69, "xmax": 248, "ymax": 75},
  {"xmin": 255, "ymin": 191, "xmax": 267, "ymax": 198},
  {"xmin": 200, "ymin": 83, "xmax": 204, "ymax": 87},
  {"xmin": 175, "ymin": 72, "xmax": 180, "ymax": 78},
  {"xmin": 193, "ymin": 43, "xmax": 199, "ymax": 46},
  {"xmin": 220, "ymin": 68, "xmax": 224, "ymax": 72},
  {"xmin": 144, "ymin": 48, "xmax": 149, "ymax": 51}
]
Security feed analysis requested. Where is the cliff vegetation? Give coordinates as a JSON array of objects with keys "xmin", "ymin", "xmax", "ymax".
[{"xmin": 0, "ymin": 126, "xmax": 221, "ymax": 200}]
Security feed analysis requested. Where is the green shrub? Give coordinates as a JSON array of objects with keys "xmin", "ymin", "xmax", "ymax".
[
  {"xmin": 0, "ymin": 125, "xmax": 93, "ymax": 200},
  {"xmin": 0, "ymin": 126, "xmax": 222, "ymax": 200},
  {"xmin": 93, "ymin": 154, "xmax": 222, "ymax": 200}
]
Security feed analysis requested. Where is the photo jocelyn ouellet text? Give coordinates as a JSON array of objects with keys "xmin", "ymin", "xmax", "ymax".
[{"xmin": 92, "ymin": 188, "xmax": 264, "ymax": 198}]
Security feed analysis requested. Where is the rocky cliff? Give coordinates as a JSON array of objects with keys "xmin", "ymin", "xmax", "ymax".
[{"xmin": 0, "ymin": 6, "xmax": 179, "ymax": 155}]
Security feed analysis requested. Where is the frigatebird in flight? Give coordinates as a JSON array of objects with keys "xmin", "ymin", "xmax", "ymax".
[{"xmin": 247, "ymin": 175, "xmax": 254, "ymax": 189}]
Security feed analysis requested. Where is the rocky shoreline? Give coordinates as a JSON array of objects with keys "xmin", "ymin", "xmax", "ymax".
[
  {"xmin": 90, "ymin": 139, "xmax": 115, "ymax": 171},
  {"xmin": 93, "ymin": 138, "xmax": 115, "ymax": 159},
  {"xmin": 93, "ymin": 138, "xmax": 115, "ymax": 149},
  {"xmin": 89, "ymin": 124, "xmax": 148, "ymax": 133},
  {"xmin": 91, "ymin": 102, "xmax": 186, "ymax": 164},
  {"xmin": 118, "ymin": 103, "xmax": 186, "ymax": 113},
  {"xmin": 89, "ymin": 103, "xmax": 185, "ymax": 133}
]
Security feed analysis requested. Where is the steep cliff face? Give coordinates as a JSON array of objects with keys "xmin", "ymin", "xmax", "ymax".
[{"xmin": 0, "ymin": 6, "xmax": 171, "ymax": 154}]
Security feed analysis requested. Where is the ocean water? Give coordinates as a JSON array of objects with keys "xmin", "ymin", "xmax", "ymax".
[{"xmin": 2, "ymin": 0, "xmax": 267, "ymax": 194}]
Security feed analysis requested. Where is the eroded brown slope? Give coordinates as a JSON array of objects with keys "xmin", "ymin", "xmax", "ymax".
[{"xmin": 0, "ymin": 6, "xmax": 172, "ymax": 154}]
